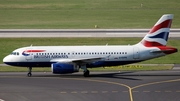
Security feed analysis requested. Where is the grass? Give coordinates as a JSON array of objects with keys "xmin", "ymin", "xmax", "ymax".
[
  {"xmin": 89, "ymin": 64, "xmax": 173, "ymax": 71},
  {"xmin": 0, "ymin": 37, "xmax": 179, "ymax": 64},
  {"xmin": 0, "ymin": 66, "xmax": 51, "ymax": 72},
  {"xmin": 0, "ymin": 0, "xmax": 180, "ymax": 28}
]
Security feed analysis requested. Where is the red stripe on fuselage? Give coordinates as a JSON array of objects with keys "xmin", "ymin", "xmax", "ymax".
[{"xmin": 25, "ymin": 50, "xmax": 45, "ymax": 52}]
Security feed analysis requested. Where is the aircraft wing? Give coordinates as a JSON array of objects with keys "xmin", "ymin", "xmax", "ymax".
[{"xmin": 50, "ymin": 56, "xmax": 106, "ymax": 64}]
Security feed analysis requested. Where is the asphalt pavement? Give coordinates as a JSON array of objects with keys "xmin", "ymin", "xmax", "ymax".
[{"xmin": 0, "ymin": 70, "xmax": 180, "ymax": 101}]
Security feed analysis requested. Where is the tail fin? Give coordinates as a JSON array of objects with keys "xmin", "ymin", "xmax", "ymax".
[{"xmin": 140, "ymin": 14, "xmax": 173, "ymax": 47}]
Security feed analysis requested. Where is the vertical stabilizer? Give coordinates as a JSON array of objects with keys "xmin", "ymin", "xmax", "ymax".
[{"xmin": 140, "ymin": 14, "xmax": 173, "ymax": 47}]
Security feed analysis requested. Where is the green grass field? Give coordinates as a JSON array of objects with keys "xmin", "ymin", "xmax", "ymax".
[
  {"xmin": 0, "ymin": 38, "xmax": 179, "ymax": 64},
  {"xmin": 0, "ymin": 0, "xmax": 180, "ymax": 28}
]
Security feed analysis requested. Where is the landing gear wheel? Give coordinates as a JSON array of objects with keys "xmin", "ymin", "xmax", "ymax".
[
  {"xmin": 27, "ymin": 72, "xmax": 32, "ymax": 77},
  {"xmin": 83, "ymin": 70, "xmax": 90, "ymax": 77},
  {"xmin": 27, "ymin": 67, "xmax": 32, "ymax": 77}
]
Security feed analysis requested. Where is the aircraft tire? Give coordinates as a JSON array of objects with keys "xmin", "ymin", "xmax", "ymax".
[
  {"xmin": 83, "ymin": 70, "xmax": 90, "ymax": 77},
  {"xmin": 27, "ymin": 73, "xmax": 32, "ymax": 77}
]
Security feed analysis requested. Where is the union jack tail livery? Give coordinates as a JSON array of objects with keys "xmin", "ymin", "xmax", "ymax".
[{"xmin": 140, "ymin": 14, "xmax": 173, "ymax": 47}]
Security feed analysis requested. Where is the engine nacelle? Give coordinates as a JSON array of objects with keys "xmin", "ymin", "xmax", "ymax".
[{"xmin": 51, "ymin": 63, "xmax": 79, "ymax": 74}]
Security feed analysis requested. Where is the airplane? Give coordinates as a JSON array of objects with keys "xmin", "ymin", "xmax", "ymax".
[{"xmin": 3, "ymin": 14, "xmax": 178, "ymax": 77}]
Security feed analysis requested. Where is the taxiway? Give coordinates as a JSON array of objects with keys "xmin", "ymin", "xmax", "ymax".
[{"xmin": 0, "ymin": 70, "xmax": 180, "ymax": 101}]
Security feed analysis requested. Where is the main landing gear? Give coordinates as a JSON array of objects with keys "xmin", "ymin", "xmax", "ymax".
[
  {"xmin": 27, "ymin": 67, "xmax": 32, "ymax": 77},
  {"xmin": 81, "ymin": 65, "xmax": 90, "ymax": 77},
  {"xmin": 84, "ymin": 70, "xmax": 90, "ymax": 77}
]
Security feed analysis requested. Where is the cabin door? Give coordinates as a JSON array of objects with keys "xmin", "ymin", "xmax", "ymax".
[{"xmin": 133, "ymin": 47, "xmax": 139, "ymax": 59}]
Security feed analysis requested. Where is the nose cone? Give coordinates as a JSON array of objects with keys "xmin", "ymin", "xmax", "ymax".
[{"xmin": 3, "ymin": 55, "xmax": 11, "ymax": 64}]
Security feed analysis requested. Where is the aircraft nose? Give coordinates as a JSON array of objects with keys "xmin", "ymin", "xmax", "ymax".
[{"xmin": 3, "ymin": 55, "xmax": 11, "ymax": 63}]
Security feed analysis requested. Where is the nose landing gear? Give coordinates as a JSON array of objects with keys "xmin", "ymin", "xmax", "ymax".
[{"xmin": 27, "ymin": 67, "xmax": 32, "ymax": 77}]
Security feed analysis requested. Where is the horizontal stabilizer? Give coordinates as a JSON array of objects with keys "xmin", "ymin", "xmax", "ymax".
[{"xmin": 150, "ymin": 46, "xmax": 177, "ymax": 54}]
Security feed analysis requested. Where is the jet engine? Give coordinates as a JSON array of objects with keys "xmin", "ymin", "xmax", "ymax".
[{"xmin": 51, "ymin": 63, "xmax": 79, "ymax": 74}]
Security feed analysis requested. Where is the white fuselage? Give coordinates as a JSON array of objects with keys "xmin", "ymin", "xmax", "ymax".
[{"xmin": 3, "ymin": 44, "xmax": 165, "ymax": 68}]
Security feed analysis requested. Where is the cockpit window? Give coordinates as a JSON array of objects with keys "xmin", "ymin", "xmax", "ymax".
[
  {"xmin": 11, "ymin": 52, "xmax": 15, "ymax": 55},
  {"xmin": 11, "ymin": 52, "xmax": 19, "ymax": 55}
]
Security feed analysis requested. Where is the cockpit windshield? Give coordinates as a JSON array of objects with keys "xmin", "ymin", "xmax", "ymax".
[{"xmin": 11, "ymin": 52, "xmax": 19, "ymax": 55}]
